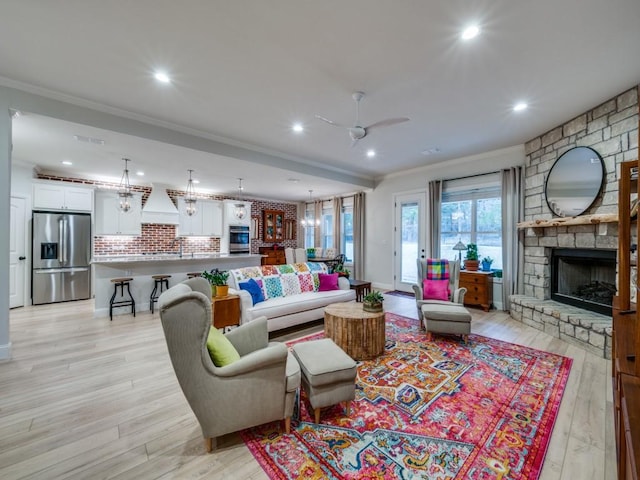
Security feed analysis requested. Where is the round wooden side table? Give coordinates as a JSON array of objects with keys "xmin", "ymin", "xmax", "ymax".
[{"xmin": 324, "ymin": 302, "xmax": 386, "ymax": 360}]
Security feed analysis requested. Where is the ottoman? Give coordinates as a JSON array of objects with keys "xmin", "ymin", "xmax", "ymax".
[
  {"xmin": 292, "ymin": 338, "xmax": 357, "ymax": 424},
  {"xmin": 421, "ymin": 303, "xmax": 472, "ymax": 342}
]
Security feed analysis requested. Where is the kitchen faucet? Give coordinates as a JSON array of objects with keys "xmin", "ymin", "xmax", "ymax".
[{"xmin": 170, "ymin": 237, "xmax": 183, "ymax": 258}]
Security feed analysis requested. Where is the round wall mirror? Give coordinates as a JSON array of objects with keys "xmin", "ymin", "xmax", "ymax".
[{"xmin": 545, "ymin": 146, "xmax": 604, "ymax": 217}]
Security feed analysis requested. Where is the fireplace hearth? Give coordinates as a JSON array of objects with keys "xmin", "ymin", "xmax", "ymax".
[{"xmin": 550, "ymin": 248, "xmax": 616, "ymax": 316}]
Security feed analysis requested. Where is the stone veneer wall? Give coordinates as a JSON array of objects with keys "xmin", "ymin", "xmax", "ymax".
[
  {"xmin": 510, "ymin": 86, "xmax": 638, "ymax": 359},
  {"xmin": 522, "ymin": 87, "xmax": 638, "ymax": 300}
]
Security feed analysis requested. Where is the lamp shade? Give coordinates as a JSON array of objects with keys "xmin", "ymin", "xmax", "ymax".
[{"xmin": 452, "ymin": 241, "xmax": 467, "ymax": 251}]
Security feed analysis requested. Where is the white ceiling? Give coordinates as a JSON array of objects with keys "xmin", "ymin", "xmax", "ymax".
[{"xmin": 3, "ymin": 1, "xmax": 640, "ymax": 201}]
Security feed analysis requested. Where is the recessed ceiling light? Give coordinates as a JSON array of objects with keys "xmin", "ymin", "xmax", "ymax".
[
  {"xmin": 154, "ymin": 71, "xmax": 171, "ymax": 84},
  {"xmin": 513, "ymin": 102, "xmax": 528, "ymax": 112},
  {"xmin": 61, "ymin": 160, "xmax": 73, "ymax": 166},
  {"xmin": 461, "ymin": 25, "xmax": 480, "ymax": 40},
  {"xmin": 292, "ymin": 123, "xmax": 304, "ymax": 133},
  {"xmin": 136, "ymin": 171, "xmax": 145, "ymax": 176},
  {"xmin": 366, "ymin": 149, "xmax": 376, "ymax": 158}
]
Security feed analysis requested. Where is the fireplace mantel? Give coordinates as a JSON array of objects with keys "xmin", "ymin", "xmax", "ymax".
[{"xmin": 517, "ymin": 213, "xmax": 618, "ymax": 229}]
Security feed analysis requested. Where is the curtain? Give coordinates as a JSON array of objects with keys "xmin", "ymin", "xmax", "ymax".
[
  {"xmin": 353, "ymin": 192, "xmax": 365, "ymax": 280},
  {"xmin": 332, "ymin": 196, "xmax": 343, "ymax": 251},
  {"xmin": 427, "ymin": 179, "xmax": 442, "ymax": 258},
  {"xmin": 313, "ymin": 200, "xmax": 322, "ymax": 247},
  {"xmin": 501, "ymin": 166, "xmax": 525, "ymax": 309}
]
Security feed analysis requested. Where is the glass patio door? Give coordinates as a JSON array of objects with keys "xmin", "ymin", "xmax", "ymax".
[{"xmin": 393, "ymin": 192, "xmax": 426, "ymax": 292}]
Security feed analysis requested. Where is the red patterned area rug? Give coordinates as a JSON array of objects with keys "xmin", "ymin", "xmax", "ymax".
[{"xmin": 241, "ymin": 313, "xmax": 572, "ymax": 480}]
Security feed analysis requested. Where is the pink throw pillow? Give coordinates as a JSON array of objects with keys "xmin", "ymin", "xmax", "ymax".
[
  {"xmin": 318, "ymin": 273, "xmax": 339, "ymax": 291},
  {"xmin": 423, "ymin": 279, "xmax": 450, "ymax": 301}
]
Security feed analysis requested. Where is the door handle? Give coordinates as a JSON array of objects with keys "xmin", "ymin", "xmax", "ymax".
[{"xmin": 18, "ymin": 256, "xmax": 26, "ymax": 260}]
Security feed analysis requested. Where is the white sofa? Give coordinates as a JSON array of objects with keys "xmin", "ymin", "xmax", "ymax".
[{"xmin": 227, "ymin": 263, "xmax": 355, "ymax": 332}]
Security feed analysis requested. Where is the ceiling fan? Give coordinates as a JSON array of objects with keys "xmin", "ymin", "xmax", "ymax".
[{"xmin": 316, "ymin": 91, "xmax": 410, "ymax": 146}]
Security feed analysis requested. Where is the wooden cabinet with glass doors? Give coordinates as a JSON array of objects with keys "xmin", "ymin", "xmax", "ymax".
[
  {"xmin": 262, "ymin": 210, "xmax": 284, "ymax": 243},
  {"xmin": 614, "ymin": 159, "xmax": 640, "ymax": 480}
]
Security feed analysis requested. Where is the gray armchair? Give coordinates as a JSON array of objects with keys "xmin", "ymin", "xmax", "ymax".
[
  {"xmin": 412, "ymin": 259, "xmax": 467, "ymax": 324},
  {"xmin": 158, "ymin": 277, "xmax": 300, "ymax": 452}
]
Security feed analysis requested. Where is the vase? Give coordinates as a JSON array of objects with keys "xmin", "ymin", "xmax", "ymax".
[
  {"xmin": 482, "ymin": 261, "xmax": 492, "ymax": 272},
  {"xmin": 215, "ymin": 285, "xmax": 229, "ymax": 297},
  {"xmin": 363, "ymin": 301, "xmax": 383, "ymax": 313}
]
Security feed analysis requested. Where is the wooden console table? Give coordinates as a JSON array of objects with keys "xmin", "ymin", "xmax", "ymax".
[{"xmin": 324, "ymin": 302, "xmax": 385, "ymax": 360}]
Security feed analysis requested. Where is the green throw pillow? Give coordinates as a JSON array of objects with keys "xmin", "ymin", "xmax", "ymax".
[{"xmin": 206, "ymin": 327, "xmax": 240, "ymax": 367}]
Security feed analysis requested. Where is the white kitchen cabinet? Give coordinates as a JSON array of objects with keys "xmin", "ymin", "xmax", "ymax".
[
  {"xmin": 33, "ymin": 182, "xmax": 94, "ymax": 212},
  {"xmin": 178, "ymin": 198, "xmax": 223, "ymax": 236},
  {"xmin": 94, "ymin": 190, "xmax": 142, "ymax": 235},
  {"xmin": 223, "ymin": 200, "xmax": 252, "ymax": 227}
]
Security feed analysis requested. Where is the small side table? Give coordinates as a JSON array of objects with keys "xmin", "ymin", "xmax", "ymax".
[
  {"xmin": 348, "ymin": 279, "xmax": 372, "ymax": 302},
  {"xmin": 211, "ymin": 294, "xmax": 240, "ymax": 330}
]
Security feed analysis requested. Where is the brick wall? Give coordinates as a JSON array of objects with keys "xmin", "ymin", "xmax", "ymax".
[
  {"xmin": 37, "ymin": 174, "xmax": 299, "ymax": 256},
  {"xmin": 522, "ymin": 86, "xmax": 638, "ymax": 299}
]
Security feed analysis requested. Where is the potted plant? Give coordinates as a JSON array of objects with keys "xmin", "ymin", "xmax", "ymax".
[
  {"xmin": 333, "ymin": 264, "xmax": 351, "ymax": 278},
  {"xmin": 464, "ymin": 243, "xmax": 479, "ymax": 271},
  {"xmin": 363, "ymin": 291, "xmax": 384, "ymax": 313},
  {"xmin": 202, "ymin": 269, "xmax": 230, "ymax": 297},
  {"xmin": 481, "ymin": 256, "xmax": 493, "ymax": 272}
]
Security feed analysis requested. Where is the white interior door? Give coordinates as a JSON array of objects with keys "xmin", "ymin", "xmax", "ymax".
[
  {"xmin": 393, "ymin": 192, "xmax": 426, "ymax": 292},
  {"xmin": 10, "ymin": 197, "xmax": 26, "ymax": 308}
]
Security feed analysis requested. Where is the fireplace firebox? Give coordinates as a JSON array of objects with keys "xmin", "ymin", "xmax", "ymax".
[{"xmin": 550, "ymin": 248, "xmax": 616, "ymax": 316}]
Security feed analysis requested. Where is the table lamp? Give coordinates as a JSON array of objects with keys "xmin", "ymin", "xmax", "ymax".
[{"xmin": 452, "ymin": 240, "xmax": 467, "ymax": 262}]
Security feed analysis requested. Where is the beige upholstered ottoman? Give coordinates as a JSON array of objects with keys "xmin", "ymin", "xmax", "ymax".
[
  {"xmin": 292, "ymin": 338, "xmax": 357, "ymax": 424},
  {"xmin": 421, "ymin": 303, "xmax": 472, "ymax": 342}
]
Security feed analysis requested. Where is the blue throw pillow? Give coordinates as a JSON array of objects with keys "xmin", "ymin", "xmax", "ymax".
[{"xmin": 239, "ymin": 278, "xmax": 265, "ymax": 306}]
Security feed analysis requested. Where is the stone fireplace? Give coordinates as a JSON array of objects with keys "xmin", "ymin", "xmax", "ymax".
[{"xmin": 509, "ymin": 85, "xmax": 638, "ymax": 359}]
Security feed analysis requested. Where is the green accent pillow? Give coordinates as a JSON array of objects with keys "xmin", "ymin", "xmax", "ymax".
[{"xmin": 206, "ymin": 327, "xmax": 240, "ymax": 367}]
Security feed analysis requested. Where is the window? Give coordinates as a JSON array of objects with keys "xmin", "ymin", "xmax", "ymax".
[
  {"xmin": 341, "ymin": 206, "xmax": 353, "ymax": 262},
  {"xmin": 321, "ymin": 207, "xmax": 333, "ymax": 250},
  {"xmin": 440, "ymin": 176, "xmax": 502, "ymax": 269}
]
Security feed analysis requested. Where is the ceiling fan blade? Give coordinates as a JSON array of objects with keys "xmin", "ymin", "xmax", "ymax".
[
  {"xmin": 365, "ymin": 117, "xmax": 410, "ymax": 131},
  {"xmin": 315, "ymin": 114, "xmax": 349, "ymax": 128}
]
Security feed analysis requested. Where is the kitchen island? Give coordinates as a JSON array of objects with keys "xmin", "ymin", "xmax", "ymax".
[{"xmin": 92, "ymin": 253, "xmax": 262, "ymax": 318}]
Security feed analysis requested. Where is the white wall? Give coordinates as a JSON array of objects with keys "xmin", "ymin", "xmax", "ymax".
[{"xmin": 364, "ymin": 145, "xmax": 525, "ymax": 290}]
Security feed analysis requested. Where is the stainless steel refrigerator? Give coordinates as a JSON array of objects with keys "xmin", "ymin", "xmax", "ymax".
[{"xmin": 32, "ymin": 211, "xmax": 92, "ymax": 305}]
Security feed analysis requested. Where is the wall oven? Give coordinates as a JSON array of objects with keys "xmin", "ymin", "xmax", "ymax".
[{"xmin": 229, "ymin": 225, "xmax": 250, "ymax": 254}]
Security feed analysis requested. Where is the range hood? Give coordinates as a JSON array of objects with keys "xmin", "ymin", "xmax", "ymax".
[{"xmin": 141, "ymin": 184, "xmax": 180, "ymax": 225}]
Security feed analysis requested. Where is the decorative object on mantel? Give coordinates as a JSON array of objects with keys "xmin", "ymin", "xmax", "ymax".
[
  {"xmin": 452, "ymin": 240, "xmax": 467, "ymax": 262},
  {"xmin": 117, "ymin": 158, "xmax": 133, "ymax": 213},
  {"xmin": 516, "ymin": 213, "xmax": 617, "ymax": 229},
  {"xmin": 183, "ymin": 169, "xmax": 197, "ymax": 217},
  {"xmin": 545, "ymin": 146, "xmax": 604, "ymax": 217},
  {"xmin": 464, "ymin": 243, "xmax": 479, "ymax": 271}
]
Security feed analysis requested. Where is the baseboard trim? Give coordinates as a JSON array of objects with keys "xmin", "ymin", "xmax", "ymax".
[{"xmin": 0, "ymin": 342, "xmax": 12, "ymax": 361}]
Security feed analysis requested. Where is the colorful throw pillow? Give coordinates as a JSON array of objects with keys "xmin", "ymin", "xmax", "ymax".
[
  {"xmin": 281, "ymin": 273, "xmax": 302, "ymax": 296},
  {"xmin": 423, "ymin": 279, "xmax": 450, "ymax": 301},
  {"xmin": 318, "ymin": 273, "xmax": 339, "ymax": 291},
  {"xmin": 239, "ymin": 278, "xmax": 265, "ymax": 306},
  {"xmin": 206, "ymin": 327, "xmax": 240, "ymax": 367},
  {"xmin": 426, "ymin": 259, "xmax": 450, "ymax": 280},
  {"xmin": 298, "ymin": 272, "xmax": 315, "ymax": 292},
  {"xmin": 263, "ymin": 275, "xmax": 284, "ymax": 299}
]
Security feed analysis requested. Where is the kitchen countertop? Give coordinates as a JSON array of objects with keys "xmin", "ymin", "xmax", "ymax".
[{"xmin": 92, "ymin": 253, "xmax": 262, "ymax": 264}]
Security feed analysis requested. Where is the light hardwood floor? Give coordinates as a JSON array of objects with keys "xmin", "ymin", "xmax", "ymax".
[{"xmin": 1, "ymin": 294, "xmax": 616, "ymax": 479}]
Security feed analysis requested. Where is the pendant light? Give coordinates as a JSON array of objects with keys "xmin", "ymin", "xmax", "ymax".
[
  {"xmin": 300, "ymin": 190, "xmax": 320, "ymax": 228},
  {"xmin": 233, "ymin": 178, "xmax": 247, "ymax": 220},
  {"xmin": 184, "ymin": 169, "xmax": 197, "ymax": 216},
  {"xmin": 118, "ymin": 158, "xmax": 133, "ymax": 213}
]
